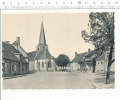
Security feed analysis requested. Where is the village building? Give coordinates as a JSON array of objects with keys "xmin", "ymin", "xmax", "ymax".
[
  {"xmin": 2, "ymin": 38, "xmax": 29, "ymax": 77},
  {"xmin": 82, "ymin": 49, "xmax": 97, "ymax": 71},
  {"xmin": 71, "ymin": 49, "xmax": 97, "ymax": 72},
  {"xmin": 71, "ymin": 52, "xmax": 86, "ymax": 71},
  {"xmin": 28, "ymin": 21, "xmax": 57, "ymax": 72},
  {"xmin": 96, "ymin": 50, "xmax": 115, "ymax": 74}
]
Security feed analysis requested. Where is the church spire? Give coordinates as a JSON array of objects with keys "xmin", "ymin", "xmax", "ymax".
[
  {"xmin": 36, "ymin": 21, "xmax": 48, "ymax": 50},
  {"xmin": 39, "ymin": 21, "xmax": 46, "ymax": 45}
]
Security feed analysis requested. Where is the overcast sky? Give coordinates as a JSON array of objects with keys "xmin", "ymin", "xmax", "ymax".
[{"xmin": 2, "ymin": 12, "xmax": 94, "ymax": 60}]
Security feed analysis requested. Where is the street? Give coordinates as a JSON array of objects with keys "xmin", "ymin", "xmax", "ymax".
[{"xmin": 3, "ymin": 72, "xmax": 96, "ymax": 89}]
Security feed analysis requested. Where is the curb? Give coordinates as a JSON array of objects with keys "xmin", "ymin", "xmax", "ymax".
[
  {"xmin": 3, "ymin": 74, "xmax": 27, "ymax": 80},
  {"xmin": 88, "ymin": 78, "xmax": 99, "ymax": 89}
]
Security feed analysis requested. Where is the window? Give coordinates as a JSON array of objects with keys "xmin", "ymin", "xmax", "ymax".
[
  {"xmin": 6, "ymin": 63, "xmax": 10, "ymax": 71},
  {"xmin": 11, "ymin": 64, "xmax": 14, "ymax": 71},
  {"xmin": 42, "ymin": 62, "xmax": 44, "ymax": 68},
  {"xmin": 38, "ymin": 62, "xmax": 40, "ymax": 67},
  {"xmin": 2, "ymin": 63, "xmax": 5, "ymax": 71}
]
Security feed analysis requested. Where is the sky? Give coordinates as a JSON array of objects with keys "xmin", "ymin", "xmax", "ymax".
[{"xmin": 2, "ymin": 12, "xmax": 94, "ymax": 60}]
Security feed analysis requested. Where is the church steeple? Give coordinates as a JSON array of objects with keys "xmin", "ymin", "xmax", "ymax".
[{"xmin": 36, "ymin": 21, "xmax": 48, "ymax": 50}]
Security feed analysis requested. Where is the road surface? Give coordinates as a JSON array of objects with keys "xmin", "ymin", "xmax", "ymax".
[{"xmin": 3, "ymin": 72, "xmax": 96, "ymax": 89}]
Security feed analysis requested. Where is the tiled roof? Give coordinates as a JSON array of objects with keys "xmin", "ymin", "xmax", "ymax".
[
  {"xmin": 2, "ymin": 42, "xmax": 19, "ymax": 53},
  {"xmin": 96, "ymin": 53, "xmax": 105, "ymax": 61},
  {"xmin": 13, "ymin": 41, "xmax": 28, "ymax": 58},
  {"xmin": 28, "ymin": 51, "xmax": 36, "ymax": 61},
  {"xmin": 2, "ymin": 42, "xmax": 19, "ymax": 61},
  {"xmin": 72, "ymin": 50, "xmax": 97, "ymax": 63},
  {"xmin": 82, "ymin": 50, "xmax": 97, "ymax": 62},
  {"xmin": 2, "ymin": 42, "xmax": 28, "ymax": 63},
  {"xmin": 35, "ymin": 49, "xmax": 51, "ymax": 60},
  {"xmin": 2, "ymin": 50, "xmax": 19, "ymax": 61},
  {"xmin": 28, "ymin": 48, "xmax": 52, "ymax": 61},
  {"xmin": 85, "ymin": 50, "xmax": 97, "ymax": 57},
  {"xmin": 72, "ymin": 52, "xmax": 87, "ymax": 62}
]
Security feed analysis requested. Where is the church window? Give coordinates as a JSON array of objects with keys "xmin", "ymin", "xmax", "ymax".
[{"xmin": 48, "ymin": 60, "xmax": 52, "ymax": 68}]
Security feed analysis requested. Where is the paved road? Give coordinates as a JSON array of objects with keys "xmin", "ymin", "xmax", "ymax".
[{"xmin": 3, "ymin": 72, "xmax": 95, "ymax": 89}]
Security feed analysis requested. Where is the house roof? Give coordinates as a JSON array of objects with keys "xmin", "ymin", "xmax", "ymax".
[
  {"xmin": 72, "ymin": 50, "xmax": 97, "ymax": 63},
  {"xmin": 72, "ymin": 52, "xmax": 87, "ymax": 62},
  {"xmin": 2, "ymin": 42, "xmax": 28, "ymax": 63},
  {"xmin": 96, "ymin": 52, "xmax": 105, "ymax": 61},
  {"xmin": 2, "ymin": 42, "xmax": 19, "ymax": 53},
  {"xmin": 13, "ymin": 41, "xmax": 28, "ymax": 58},
  {"xmin": 28, "ymin": 48, "xmax": 52, "ymax": 61},
  {"xmin": 82, "ymin": 50, "xmax": 97, "ymax": 62},
  {"xmin": 2, "ymin": 50, "xmax": 19, "ymax": 61},
  {"xmin": 2, "ymin": 42, "xmax": 19, "ymax": 61},
  {"xmin": 84, "ymin": 50, "xmax": 97, "ymax": 57}
]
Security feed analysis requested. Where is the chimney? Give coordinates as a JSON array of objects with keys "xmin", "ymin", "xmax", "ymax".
[
  {"xmin": 88, "ymin": 49, "xmax": 90, "ymax": 52},
  {"xmin": 16, "ymin": 37, "xmax": 20, "ymax": 45},
  {"xmin": 75, "ymin": 52, "xmax": 77, "ymax": 57},
  {"xmin": 5, "ymin": 41, "xmax": 10, "ymax": 44}
]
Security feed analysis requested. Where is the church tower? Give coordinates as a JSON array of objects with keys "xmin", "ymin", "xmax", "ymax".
[{"xmin": 36, "ymin": 21, "xmax": 48, "ymax": 50}]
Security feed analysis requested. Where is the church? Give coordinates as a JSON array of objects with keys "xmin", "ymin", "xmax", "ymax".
[{"xmin": 28, "ymin": 21, "xmax": 58, "ymax": 72}]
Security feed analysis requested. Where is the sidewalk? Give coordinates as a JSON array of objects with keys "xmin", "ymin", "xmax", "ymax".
[
  {"xmin": 3, "ymin": 71, "xmax": 36, "ymax": 80},
  {"xmin": 88, "ymin": 73, "xmax": 115, "ymax": 89}
]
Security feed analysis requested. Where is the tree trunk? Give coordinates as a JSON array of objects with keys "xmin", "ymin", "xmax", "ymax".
[
  {"xmin": 106, "ymin": 65, "xmax": 111, "ymax": 84},
  {"xmin": 92, "ymin": 59, "xmax": 96, "ymax": 73},
  {"xmin": 106, "ymin": 45, "xmax": 113, "ymax": 84}
]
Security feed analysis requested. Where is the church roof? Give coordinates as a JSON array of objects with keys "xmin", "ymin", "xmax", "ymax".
[
  {"xmin": 28, "ymin": 51, "xmax": 36, "ymax": 61},
  {"xmin": 28, "ymin": 48, "xmax": 52, "ymax": 61},
  {"xmin": 35, "ymin": 48, "xmax": 51, "ymax": 60}
]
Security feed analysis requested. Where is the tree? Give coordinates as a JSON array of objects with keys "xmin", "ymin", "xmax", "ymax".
[
  {"xmin": 56, "ymin": 54, "xmax": 70, "ymax": 71},
  {"xmin": 81, "ymin": 12, "xmax": 115, "ymax": 84}
]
